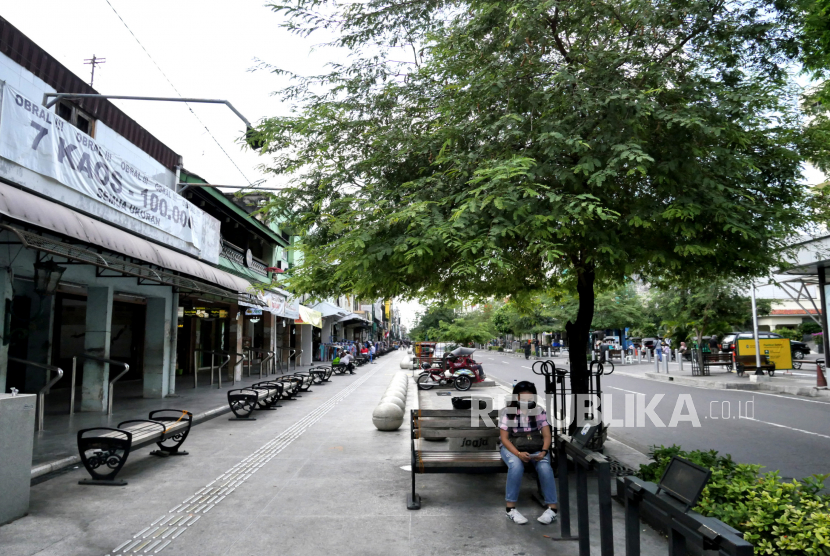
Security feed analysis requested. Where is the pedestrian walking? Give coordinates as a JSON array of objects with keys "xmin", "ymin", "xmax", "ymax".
[
  {"xmin": 370, "ymin": 342, "xmax": 376, "ymax": 363},
  {"xmin": 708, "ymin": 335, "xmax": 719, "ymax": 353},
  {"xmin": 524, "ymin": 341, "xmax": 532, "ymax": 360}
]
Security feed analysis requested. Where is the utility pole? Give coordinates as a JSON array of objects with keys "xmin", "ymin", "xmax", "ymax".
[{"xmin": 84, "ymin": 55, "xmax": 106, "ymax": 87}]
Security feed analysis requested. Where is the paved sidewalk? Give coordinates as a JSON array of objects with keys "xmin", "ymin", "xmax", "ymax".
[
  {"xmin": 31, "ymin": 363, "xmax": 338, "ymax": 476},
  {"xmin": 415, "ymin": 381, "xmax": 669, "ymax": 555},
  {"xmin": 2, "ymin": 351, "xmax": 671, "ymax": 556}
]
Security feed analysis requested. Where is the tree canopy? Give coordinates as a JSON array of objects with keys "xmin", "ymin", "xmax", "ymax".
[{"xmin": 257, "ymin": 0, "xmax": 824, "ymax": 391}]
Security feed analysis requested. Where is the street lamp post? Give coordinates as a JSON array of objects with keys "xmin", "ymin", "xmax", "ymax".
[{"xmin": 750, "ymin": 283, "xmax": 763, "ymax": 375}]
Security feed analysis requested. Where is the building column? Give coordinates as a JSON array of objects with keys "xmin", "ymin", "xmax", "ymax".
[
  {"xmin": 168, "ymin": 292, "xmax": 179, "ymax": 395},
  {"xmin": 229, "ymin": 304, "xmax": 243, "ymax": 381},
  {"xmin": 81, "ymin": 286, "xmax": 113, "ymax": 412},
  {"xmin": 0, "ymin": 268, "xmax": 12, "ymax": 393},
  {"xmin": 143, "ymin": 296, "xmax": 171, "ymax": 399},
  {"xmin": 25, "ymin": 292, "xmax": 55, "ymax": 392},
  {"xmin": 300, "ymin": 324, "xmax": 313, "ymax": 366},
  {"xmin": 281, "ymin": 321, "xmax": 291, "ymax": 369},
  {"xmin": 262, "ymin": 312, "xmax": 273, "ymax": 374}
]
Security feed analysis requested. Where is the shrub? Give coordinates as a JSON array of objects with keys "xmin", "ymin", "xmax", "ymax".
[
  {"xmin": 775, "ymin": 328, "xmax": 801, "ymax": 341},
  {"xmin": 638, "ymin": 445, "xmax": 830, "ymax": 556},
  {"xmin": 801, "ymin": 322, "xmax": 823, "ymax": 336}
]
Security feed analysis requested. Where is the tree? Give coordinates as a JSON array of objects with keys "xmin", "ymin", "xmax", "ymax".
[
  {"xmin": 258, "ymin": 0, "xmax": 820, "ymax": 394},
  {"xmin": 549, "ymin": 286, "xmax": 646, "ymax": 332},
  {"xmin": 655, "ymin": 281, "xmax": 766, "ymax": 355},
  {"xmin": 410, "ymin": 304, "xmax": 457, "ymax": 341},
  {"xmin": 436, "ymin": 316, "xmax": 497, "ymax": 345}
]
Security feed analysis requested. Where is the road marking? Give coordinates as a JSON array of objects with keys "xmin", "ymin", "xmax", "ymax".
[
  {"xmin": 611, "ymin": 372, "xmax": 830, "ymax": 405},
  {"xmin": 743, "ymin": 417, "xmax": 830, "ymax": 440},
  {"xmin": 105, "ymin": 366, "xmax": 382, "ymax": 554},
  {"xmin": 521, "ymin": 366, "xmax": 532, "ymax": 370},
  {"xmin": 607, "ymin": 386, "xmax": 645, "ymax": 395}
]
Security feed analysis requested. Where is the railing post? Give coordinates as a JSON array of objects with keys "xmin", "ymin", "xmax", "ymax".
[
  {"xmin": 596, "ymin": 458, "xmax": 614, "ymax": 556},
  {"xmin": 194, "ymin": 350, "xmax": 198, "ymax": 388},
  {"xmin": 210, "ymin": 353, "xmax": 215, "ymax": 386},
  {"xmin": 624, "ymin": 479, "xmax": 642, "ymax": 556},
  {"xmin": 70, "ymin": 356, "xmax": 77, "ymax": 415},
  {"xmin": 576, "ymin": 462, "xmax": 590, "ymax": 556},
  {"xmin": 557, "ymin": 439, "xmax": 573, "ymax": 538}
]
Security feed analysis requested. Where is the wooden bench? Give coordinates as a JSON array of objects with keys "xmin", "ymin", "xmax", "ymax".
[
  {"xmin": 309, "ymin": 365, "xmax": 334, "ymax": 382},
  {"xmin": 274, "ymin": 375, "xmax": 303, "ymax": 399},
  {"xmin": 735, "ymin": 354, "xmax": 775, "ymax": 377},
  {"xmin": 607, "ymin": 349, "xmax": 623, "ymax": 361},
  {"xmin": 690, "ymin": 352, "xmax": 733, "ymax": 376},
  {"xmin": 227, "ymin": 381, "xmax": 284, "ymax": 420},
  {"xmin": 77, "ymin": 409, "xmax": 193, "ymax": 486},
  {"xmin": 291, "ymin": 372, "xmax": 315, "ymax": 392},
  {"xmin": 408, "ymin": 409, "xmax": 549, "ymax": 510}
]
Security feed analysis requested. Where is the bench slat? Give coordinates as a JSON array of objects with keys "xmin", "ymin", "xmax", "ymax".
[
  {"xmin": 414, "ymin": 409, "xmax": 500, "ymax": 418},
  {"xmin": 416, "ymin": 418, "xmax": 497, "ymax": 428},
  {"xmin": 418, "ymin": 429, "xmax": 501, "ymax": 439}
]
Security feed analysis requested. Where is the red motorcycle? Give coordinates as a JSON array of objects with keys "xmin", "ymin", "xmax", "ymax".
[{"xmin": 416, "ymin": 347, "xmax": 486, "ymax": 391}]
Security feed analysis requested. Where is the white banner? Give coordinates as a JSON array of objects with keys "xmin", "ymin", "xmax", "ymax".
[
  {"xmin": 284, "ymin": 297, "xmax": 300, "ymax": 320},
  {"xmin": 0, "ymin": 85, "xmax": 204, "ymax": 246},
  {"xmin": 239, "ymin": 290, "xmax": 286, "ymax": 317}
]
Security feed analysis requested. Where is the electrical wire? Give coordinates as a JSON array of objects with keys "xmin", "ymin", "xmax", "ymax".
[{"xmin": 104, "ymin": 0, "xmax": 253, "ymax": 184}]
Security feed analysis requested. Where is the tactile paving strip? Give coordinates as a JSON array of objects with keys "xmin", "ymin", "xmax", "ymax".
[{"xmin": 103, "ymin": 366, "xmax": 382, "ymax": 555}]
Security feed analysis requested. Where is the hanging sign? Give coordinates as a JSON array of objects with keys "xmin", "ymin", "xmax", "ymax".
[
  {"xmin": 245, "ymin": 307, "xmax": 262, "ymax": 316},
  {"xmin": 0, "ymin": 85, "xmax": 205, "ymax": 247}
]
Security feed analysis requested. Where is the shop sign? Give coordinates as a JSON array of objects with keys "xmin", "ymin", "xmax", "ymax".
[
  {"xmin": 0, "ymin": 85, "xmax": 206, "ymax": 247},
  {"xmin": 184, "ymin": 307, "xmax": 228, "ymax": 318},
  {"xmin": 245, "ymin": 307, "xmax": 262, "ymax": 316}
]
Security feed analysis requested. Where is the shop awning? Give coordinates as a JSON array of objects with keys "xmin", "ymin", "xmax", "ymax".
[
  {"xmin": 311, "ymin": 301, "xmax": 350, "ymax": 318},
  {"xmin": 0, "ymin": 183, "xmax": 259, "ymax": 301},
  {"xmin": 296, "ymin": 305, "xmax": 323, "ymax": 328}
]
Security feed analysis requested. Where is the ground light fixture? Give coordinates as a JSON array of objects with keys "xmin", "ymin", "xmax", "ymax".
[{"xmin": 33, "ymin": 259, "xmax": 66, "ymax": 296}]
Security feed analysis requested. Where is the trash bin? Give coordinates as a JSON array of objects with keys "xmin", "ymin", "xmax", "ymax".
[{"xmin": 0, "ymin": 393, "xmax": 36, "ymax": 525}]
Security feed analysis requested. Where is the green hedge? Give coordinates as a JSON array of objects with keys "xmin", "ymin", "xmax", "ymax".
[{"xmin": 638, "ymin": 446, "xmax": 830, "ymax": 555}]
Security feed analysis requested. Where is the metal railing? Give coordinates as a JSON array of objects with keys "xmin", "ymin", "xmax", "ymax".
[
  {"xmin": 9, "ymin": 357, "xmax": 63, "ymax": 432},
  {"xmin": 193, "ymin": 350, "xmax": 231, "ymax": 388},
  {"xmin": 554, "ymin": 436, "xmax": 613, "ymax": 556},
  {"xmin": 245, "ymin": 348, "xmax": 275, "ymax": 378},
  {"xmin": 220, "ymin": 239, "xmax": 269, "ymax": 277},
  {"xmin": 623, "ymin": 475, "xmax": 753, "ymax": 555},
  {"xmin": 72, "ymin": 354, "xmax": 130, "ymax": 415}
]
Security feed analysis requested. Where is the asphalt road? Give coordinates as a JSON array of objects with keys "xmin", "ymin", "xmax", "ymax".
[{"xmin": 476, "ymin": 351, "xmax": 830, "ymax": 480}]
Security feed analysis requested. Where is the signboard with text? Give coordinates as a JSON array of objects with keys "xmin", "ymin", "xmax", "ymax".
[
  {"xmin": 737, "ymin": 338, "xmax": 793, "ymax": 370},
  {"xmin": 0, "ymin": 85, "xmax": 206, "ymax": 247}
]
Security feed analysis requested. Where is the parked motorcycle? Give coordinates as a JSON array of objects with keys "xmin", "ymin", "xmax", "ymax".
[{"xmin": 416, "ymin": 347, "xmax": 485, "ymax": 391}]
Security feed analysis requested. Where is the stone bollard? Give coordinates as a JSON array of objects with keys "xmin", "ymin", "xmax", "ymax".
[{"xmin": 374, "ymin": 373, "xmax": 409, "ymax": 431}]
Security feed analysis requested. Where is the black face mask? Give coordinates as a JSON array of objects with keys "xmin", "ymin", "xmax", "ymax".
[{"xmin": 518, "ymin": 400, "xmax": 537, "ymax": 410}]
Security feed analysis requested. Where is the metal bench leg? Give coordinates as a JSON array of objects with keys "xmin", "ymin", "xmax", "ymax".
[
  {"xmin": 148, "ymin": 410, "xmax": 193, "ymax": 457},
  {"xmin": 77, "ymin": 428, "xmax": 132, "ymax": 486},
  {"xmin": 407, "ymin": 468, "xmax": 421, "ymax": 510},
  {"xmin": 227, "ymin": 389, "xmax": 258, "ymax": 420}
]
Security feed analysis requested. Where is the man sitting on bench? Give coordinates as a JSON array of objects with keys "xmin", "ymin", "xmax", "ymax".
[{"xmin": 337, "ymin": 351, "xmax": 355, "ymax": 373}]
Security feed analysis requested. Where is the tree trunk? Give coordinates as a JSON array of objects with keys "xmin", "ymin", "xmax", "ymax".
[{"xmin": 565, "ymin": 266, "xmax": 596, "ymax": 395}]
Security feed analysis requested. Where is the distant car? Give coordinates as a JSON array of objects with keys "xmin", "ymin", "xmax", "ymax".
[
  {"xmin": 721, "ymin": 332, "xmax": 810, "ymax": 359},
  {"xmin": 641, "ymin": 338, "xmax": 660, "ymax": 349}
]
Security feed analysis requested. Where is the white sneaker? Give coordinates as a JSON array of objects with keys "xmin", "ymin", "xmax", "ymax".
[
  {"xmin": 537, "ymin": 508, "xmax": 558, "ymax": 524},
  {"xmin": 506, "ymin": 508, "xmax": 528, "ymax": 525}
]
